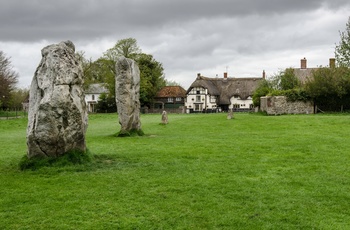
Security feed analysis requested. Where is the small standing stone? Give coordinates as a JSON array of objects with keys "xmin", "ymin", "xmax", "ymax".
[
  {"xmin": 227, "ymin": 110, "xmax": 234, "ymax": 119},
  {"xmin": 161, "ymin": 111, "xmax": 168, "ymax": 124}
]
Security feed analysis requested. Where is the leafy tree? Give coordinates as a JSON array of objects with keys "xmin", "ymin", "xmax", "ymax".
[
  {"xmin": 253, "ymin": 68, "xmax": 304, "ymax": 107},
  {"xmin": 80, "ymin": 38, "xmax": 165, "ymax": 108},
  {"xmin": 252, "ymin": 79, "xmax": 272, "ymax": 106},
  {"xmin": 103, "ymin": 38, "xmax": 141, "ymax": 60},
  {"xmin": 165, "ymin": 79, "xmax": 182, "ymax": 86},
  {"xmin": 0, "ymin": 51, "xmax": 18, "ymax": 109},
  {"xmin": 101, "ymin": 38, "xmax": 165, "ymax": 107},
  {"xmin": 335, "ymin": 16, "xmax": 350, "ymax": 67},
  {"xmin": 279, "ymin": 68, "xmax": 300, "ymax": 90},
  {"xmin": 76, "ymin": 51, "xmax": 94, "ymax": 89},
  {"xmin": 96, "ymin": 93, "xmax": 117, "ymax": 113},
  {"xmin": 9, "ymin": 88, "xmax": 29, "ymax": 109},
  {"xmin": 136, "ymin": 53, "xmax": 166, "ymax": 106},
  {"xmin": 88, "ymin": 58, "xmax": 115, "ymax": 97},
  {"xmin": 305, "ymin": 67, "xmax": 350, "ymax": 111}
]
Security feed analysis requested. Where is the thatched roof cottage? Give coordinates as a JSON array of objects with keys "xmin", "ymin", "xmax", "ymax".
[{"xmin": 186, "ymin": 73, "xmax": 263, "ymax": 113}]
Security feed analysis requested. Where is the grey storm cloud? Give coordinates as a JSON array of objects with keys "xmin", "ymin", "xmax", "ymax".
[
  {"xmin": 0, "ymin": 0, "xmax": 350, "ymax": 88},
  {"xmin": 1, "ymin": 0, "xmax": 349, "ymax": 41}
]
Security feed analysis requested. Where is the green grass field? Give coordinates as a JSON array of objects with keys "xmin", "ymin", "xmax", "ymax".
[{"xmin": 1, "ymin": 113, "xmax": 350, "ymax": 229}]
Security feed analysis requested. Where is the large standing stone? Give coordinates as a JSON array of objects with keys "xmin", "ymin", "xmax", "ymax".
[
  {"xmin": 27, "ymin": 41, "xmax": 87, "ymax": 158},
  {"xmin": 115, "ymin": 57, "xmax": 143, "ymax": 136}
]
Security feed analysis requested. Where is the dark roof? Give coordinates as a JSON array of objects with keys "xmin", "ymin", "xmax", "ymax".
[
  {"xmin": 85, "ymin": 83, "xmax": 109, "ymax": 94},
  {"xmin": 156, "ymin": 86, "xmax": 187, "ymax": 98},
  {"xmin": 293, "ymin": 68, "xmax": 318, "ymax": 83},
  {"xmin": 187, "ymin": 75, "xmax": 263, "ymax": 104}
]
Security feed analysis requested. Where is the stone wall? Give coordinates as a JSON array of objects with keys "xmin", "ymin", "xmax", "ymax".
[{"xmin": 260, "ymin": 96, "xmax": 314, "ymax": 115}]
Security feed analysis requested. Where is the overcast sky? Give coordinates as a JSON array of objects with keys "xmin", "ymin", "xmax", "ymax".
[{"xmin": 1, "ymin": 0, "xmax": 349, "ymax": 89}]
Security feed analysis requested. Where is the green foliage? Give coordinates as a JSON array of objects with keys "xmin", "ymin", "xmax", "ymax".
[
  {"xmin": 282, "ymin": 88, "xmax": 311, "ymax": 102},
  {"xmin": 80, "ymin": 54, "xmax": 118, "ymax": 111},
  {"xmin": 305, "ymin": 66, "xmax": 350, "ymax": 111},
  {"xmin": 268, "ymin": 68, "xmax": 300, "ymax": 91},
  {"xmin": 96, "ymin": 93, "xmax": 117, "ymax": 113},
  {"xmin": 19, "ymin": 149, "xmax": 92, "ymax": 171},
  {"xmin": 252, "ymin": 79, "xmax": 271, "ymax": 106},
  {"xmin": 267, "ymin": 88, "xmax": 311, "ymax": 102},
  {"xmin": 103, "ymin": 37, "xmax": 141, "ymax": 60},
  {"xmin": 9, "ymin": 88, "xmax": 29, "ymax": 109},
  {"xmin": 335, "ymin": 16, "xmax": 350, "ymax": 67},
  {"xmin": 0, "ymin": 51, "xmax": 19, "ymax": 109},
  {"xmin": 279, "ymin": 68, "xmax": 301, "ymax": 90},
  {"xmin": 81, "ymin": 38, "xmax": 165, "ymax": 107},
  {"xmin": 253, "ymin": 68, "xmax": 304, "ymax": 106},
  {"xmin": 136, "ymin": 53, "xmax": 166, "ymax": 106}
]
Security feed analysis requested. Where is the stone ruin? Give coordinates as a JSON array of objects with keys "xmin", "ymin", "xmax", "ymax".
[
  {"xmin": 27, "ymin": 40, "xmax": 88, "ymax": 158},
  {"xmin": 260, "ymin": 96, "xmax": 314, "ymax": 115},
  {"xmin": 161, "ymin": 110, "xmax": 168, "ymax": 124},
  {"xmin": 115, "ymin": 57, "xmax": 143, "ymax": 136}
]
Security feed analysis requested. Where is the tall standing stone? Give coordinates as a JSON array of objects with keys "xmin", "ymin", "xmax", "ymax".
[
  {"xmin": 27, "ymin": 41, "xmax": 87, "ymax": 158},
  {"xmin": 115, "ymin": 57, "xmax": 143, "ymax": 136}
]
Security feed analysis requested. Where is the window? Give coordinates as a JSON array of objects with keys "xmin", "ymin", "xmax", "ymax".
[
  {"xmin": 189, "ymin": 87, "xmax": 206, "ymax": 95},
  {"xmin": 233, "ymin": 104, "xmax": 240, "ymax": 109},
  {"xmin": 176, "ymin": 97, "xmax": 182, "ymax": 101},
  {"xmin": 195, "ymin": 104, "xmax": 202, "ymax": 111},
  {"xmin": 196, "ymin": 96, "xmax": 201, "ymax": 102},
  {"xmin": 168, "ymin": 97, "xmax": 173, "ymax": 102},
  {"xmin": 92, "ymin": 95, "xmax": 95, "ymax": 100},
  {"xmin": 210, "ymin": 96, "xmax": 216, "ymax": 103}
]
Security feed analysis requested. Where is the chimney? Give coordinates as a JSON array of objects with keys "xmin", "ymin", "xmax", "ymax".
[
  {"xmin": 329, "ymin": 58, "xmax": 336, "ymax": 68},
  {"xmin": 197, "ymin": 73, "xmax": 201, "ymax": 79},
  {"xmin": 301, "ymin": 57, "xmax": 307, "ymax": 69},
  {"xmin": 262, "ymin": 70, "xmax": 266, "ymax": 79},
  {"xmin": 224, "ymin": 72, "xmax": 228, "ymax": 78}
]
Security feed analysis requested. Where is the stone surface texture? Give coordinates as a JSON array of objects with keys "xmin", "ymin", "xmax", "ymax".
[
  {"xmin": 27, "ymin": 40, "xmax": 87, "ymax": 158},
  {"xmin": 115, "ymin": 57, "xmax": 142, "ymax": 135},
  {"xmin": 227, "ymin": 110, "xmax": 233, "ymax": 119},
  {"xmin": 161, "ymin": 111, "xmax": 168, "ymax": 124},
  {"xmin": 260, "ymin": 96, "xmax": 314, "ymax": 115}
]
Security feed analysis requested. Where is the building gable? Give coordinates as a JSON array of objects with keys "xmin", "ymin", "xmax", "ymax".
[
  {"xmin": 156, "ymin": 86, "xmax": 186, "ymax": 98},
  {"xmin": 187, "ymin": 74, "xmax": 262, "ymax": 105}
]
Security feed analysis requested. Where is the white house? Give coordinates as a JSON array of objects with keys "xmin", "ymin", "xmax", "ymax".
[
  {"xmin": 84, "ymin": 83, "xmax": 109, "ymax": 112},
  {"xmin": 185, "ymin": 73, "xmax": 263, "ymax": 113}
]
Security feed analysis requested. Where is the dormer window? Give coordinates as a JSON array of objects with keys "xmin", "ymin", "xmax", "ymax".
[{"xmin": 190, "ymin": 87, "xmax": 206, "ymax": 95}]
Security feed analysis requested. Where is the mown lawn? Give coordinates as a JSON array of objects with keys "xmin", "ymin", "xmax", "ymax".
[{"xmin": 0, "ymin": 113, "xmax": 350, "ymax": 229}]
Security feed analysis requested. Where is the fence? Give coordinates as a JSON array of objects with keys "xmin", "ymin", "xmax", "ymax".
[{"xmin": 0, "ymin": 109, "xmax": 27, "ymax": 119}]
